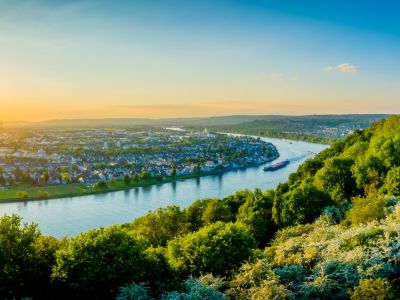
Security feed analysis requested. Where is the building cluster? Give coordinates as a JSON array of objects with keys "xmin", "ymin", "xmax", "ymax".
[{"xmin": 0, "ymin": 128, "xmax": 277, "ymax": 187}]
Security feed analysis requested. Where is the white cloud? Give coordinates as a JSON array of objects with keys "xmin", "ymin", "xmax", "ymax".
[
  {"xmin": 336, "ymin": 63, "xmax": 359, "ymax": 73},
  {"xmin": 324, "ymin": 63, "xmax": 359, "ymax": 74}
]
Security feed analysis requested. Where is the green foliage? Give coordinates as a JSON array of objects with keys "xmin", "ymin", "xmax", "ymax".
[
  {"xmin": 0, "ymin": 215, "xmax": 59, "ymax": 299},
  {"xmin": 350, "ymin": 278, "xmax": 396, "ymax": 300},
  {"xmin": 16, "ymin": 190, "xmax": 28, "ymax": 199},
  {"xmin": 236, "ymin": 189, "xmax": 275, "ymax": 245},
  {"xmin": 166, "ymin": 222, "xmax": 256, "ymax": 276},
  {"xmin": 229, "ymin": 259, "xmax": 291, "ymax": 299},
  {"xmin": 315, "ymin": 157, "xmax": 357, "ymax": 201},
  {"xmin": 128, "ymin": 206, "xmax": 190, "ymax": 247},
  {"xmin": 346, "ymin": 193, "xmax": 387, "ymax": 225},
  {"xmin": 52, "ymin": 226, "xmax": 150, "ymax": 298},
  {"xmin": 341, "ymin": 227, "xmax": 384, "ymax": 251},
  {"xmin": 141, "ymin": 170, "xmax": 151, "ymax": 179},
  {"xmin": 384, "ymin": 166, "xmax": 400, "ymax": 196},
  {"xmin": 274, "ymin": 180, "xmax": 332, "ymax": 227},
  {"xmin": 115, "ymin": 283, "xmax": 151, "ymax": 300},
  {"xmin": 36, "ymin": 190, "xmax": 49, "ymax": 198},
  {"xmin": 161, "ymin": 278, "xmax": 228, "ymax": 300},
  {"xmin": 201, "ymin": 199, "xmax": 232, "ymax": 225},
  {"xmin": 93, "ymin": 180, "xmax": 108, "ymax": 189},
  {"xmin": 124, "ymin": 174, "xmax": 131, "ymax": 185}
]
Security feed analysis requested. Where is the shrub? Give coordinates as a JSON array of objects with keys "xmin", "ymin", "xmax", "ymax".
[
  {"xmin": 16, "ymin": 191, "xmax": 28, "ymax": 199},
  {"xmin": 160, "ymin": 278, "xmax": 227, "ymax": 300},
  {"xmin": 341, "ymin": 228, "xmax": 384, "ymax": 251},
  {"xmin": 346, "ymin": 193, "xmax": 387, "ymax": 224},
  {"xmin": 36, "ymin": 190, "xmax": 49, "ymax": 199},
  {"xmin": 93, "ymin": 180, "xmax": 108, "ymax": 189},
  {"xmin": 141, "ymin": 170, "xmax": 151, "ymax": 180},
  {"xmin": 350, "ymin": 278, "xmax": 396, "ymax": 300},
  {"xmin": 115, "ymin": 283, "xmax": 151, "ymax": 300}
]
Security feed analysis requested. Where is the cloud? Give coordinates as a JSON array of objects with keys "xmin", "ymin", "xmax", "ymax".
[
  {"xmin": 337, "ymin": 63, "xmax": 359, "ymax": 73},
  {"xmin": 324, "ymin": 63, "xmax": 359, "ymax": 74}
]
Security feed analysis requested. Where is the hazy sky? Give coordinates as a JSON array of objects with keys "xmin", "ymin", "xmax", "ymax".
[{"xmin": 1, "ymin": 0, "xmax": 399, "ymax": 121}]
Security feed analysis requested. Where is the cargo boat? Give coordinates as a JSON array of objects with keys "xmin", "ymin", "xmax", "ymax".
[{"xmin": 263, "ymin": 159, "xmax": 290, "ymax": 171}]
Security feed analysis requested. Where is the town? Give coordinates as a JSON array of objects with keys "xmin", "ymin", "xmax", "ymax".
[{"xmin": 0, "ymin": 127, "xmax": 278, "ymax": 194}]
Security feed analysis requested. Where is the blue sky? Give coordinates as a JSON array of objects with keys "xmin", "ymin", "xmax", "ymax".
[{"xmin": 0, "ymin": 0, "xmax": 399, "ymax": 121}]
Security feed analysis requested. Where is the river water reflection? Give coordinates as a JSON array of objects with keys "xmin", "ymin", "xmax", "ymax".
[{"xmin": 0, "ymin": 137, "xmax": 328, "ymax": 237}]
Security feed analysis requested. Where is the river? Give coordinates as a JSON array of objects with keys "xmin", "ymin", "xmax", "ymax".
[{"xmin": 0, "ymin": 137, "xmax": 328, "ymax": 238}]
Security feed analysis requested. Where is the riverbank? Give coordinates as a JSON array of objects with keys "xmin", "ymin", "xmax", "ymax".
[{"xmin": 0, "ymin": 152, "xmax": 279, "ymax": 203}]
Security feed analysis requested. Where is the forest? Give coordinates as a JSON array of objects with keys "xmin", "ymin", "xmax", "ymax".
[{"xmin": 1, "ymin": 116, "xmax": 400, "ymax": 299}]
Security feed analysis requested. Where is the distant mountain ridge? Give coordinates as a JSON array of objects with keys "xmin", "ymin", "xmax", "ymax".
[{"xmin": 4, "ymin": 114, "xmax": 391, "ymax": 128}]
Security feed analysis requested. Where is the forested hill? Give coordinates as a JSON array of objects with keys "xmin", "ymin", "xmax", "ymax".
[{"xmin": 1, "ymin": 116, "xmax": 400, "ymax": 299}]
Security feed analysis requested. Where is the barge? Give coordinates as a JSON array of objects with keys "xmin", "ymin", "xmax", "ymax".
[{"xmin": 263, "ymin": 159, "xmax": 290, "ymax": 171}]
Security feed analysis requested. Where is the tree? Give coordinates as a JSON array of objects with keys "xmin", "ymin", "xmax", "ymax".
[
  {"xmin": 93, "ymin": 180, "xmax": 108, "ymax": 189},
  {"xmin": 128, "ymin": 206, "xmax": 190, "ymax": 247},
  {"xmin": 52, "ymin": 226, "xmax": 150, "ymax": 298},
  {"xmin": 274, "ymin": 181, "xmax": 332, "ymax": 227},
  {"xmin": 166, "ymin": 222, "xmax": 256, "ymax": 276},
  {"xmin": 134, "ymin": 173, "xmax": 140, "ymax": 183},
  {"xmin": 236, "ymin": 189, "xmax": 275, "ymax": 246},
  {"xmin": 194, "ymin": 163, "xmax": 201, "ymax": 174},
  {"xmin": 61, "ymin": 172, "xmax": 72, "ymax": 184},
  {"xmin": 41, "ymin": 171, "xmax": 50, "ymax": 185},
  {"xmin": 124, "ymin": 174, "xmax": 131, "ymax": 185},
  {"xmin": 201, "ymin": 199, "xmax": 232, "ymax": 225},
  {"xmin": 384, "ymin": 166, "xmax": 400, "ymax": 196},
  {"xmin": 171, "ymin": 166, "xmax": 177, "ymax": 177},
  {"xmin": 0, "ymin": 215, "xmax": 59, "ymax": 299},
  {"xmin": 141, "ymin": 170, "xmax": 151, "ymax": 180},
  {"xmin": 315, "ymin": 157, "xmax": 357, "ymax": 201}
]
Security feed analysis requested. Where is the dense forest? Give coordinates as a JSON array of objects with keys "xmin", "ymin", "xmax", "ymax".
[
  {"xmin": 205, "ymin": 115, "xmax": 388, "ymax": 144},
  {"xmin": 1, "ymin": 116, "xmax": 400, "ymax": 299}
]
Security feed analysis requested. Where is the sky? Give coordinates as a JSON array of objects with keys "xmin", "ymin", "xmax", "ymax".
[{"xmin": 0, "ymin": 0, "xmax": 399, "ymax": 122}]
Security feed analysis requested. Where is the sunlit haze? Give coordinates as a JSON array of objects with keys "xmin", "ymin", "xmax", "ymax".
[{"xmin": 1, "ymin": 0, "xmax": 400, "ymax": 122}]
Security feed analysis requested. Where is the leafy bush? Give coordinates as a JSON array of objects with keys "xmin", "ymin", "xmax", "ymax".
[
  {"xmin": 52, "ymin": 226, "xmax": 150, "ymax": 298},
  {"xmin": 201, "ymin": 199, "xmax": 232, "ymax": 225},
  {"xmin": 384, "ymin": 166, "xmax": 400, "ymax": 196},
  {"xmin": 161, "ymin": 278, "xmax": 227, "ymax": 300},
  {"xmin": 0, "ymin": 215, "xmax": 58, "ymax": 299},
  {"xmin": 36, "ymin": 190, "xmax": 49, "ymax": 199},
  {"xmin": 16, "ymin": 190, "xmax": 28, "ymax": 199},
  {"xmin": 166, "ymin": 222, "xmax": 256, "ymax": 276},
  {"xmin": 346, "ymin": 194, "xmax": 387, "ymax": 224},
  {"xmin": 93, "ymin": 180, "xmax": 108, "ymax": 189},
  {"xmin": 116, "ymin": 282, "xmax": 151, "ymax": 300},
  {"xmin": 350, "ymin": 278, "xmax": 396, "ymax": 300}
]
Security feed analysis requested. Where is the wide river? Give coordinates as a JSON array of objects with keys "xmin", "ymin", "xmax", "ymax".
[{"xmin": 0, "ymin": 137, "xmax": 328, "ymax": 238}]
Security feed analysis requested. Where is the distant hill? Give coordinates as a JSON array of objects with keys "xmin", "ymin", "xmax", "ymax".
[{"xmin": 9, "ymin": 114, "xmax": 391, "ymax": 128}]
